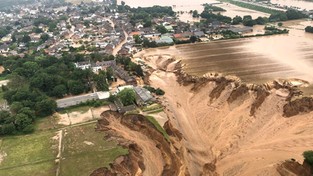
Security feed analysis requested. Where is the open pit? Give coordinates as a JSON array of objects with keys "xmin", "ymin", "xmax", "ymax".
[{"xmin": 96, "ymin": 53, "xmax": 313, "ymax": 176}]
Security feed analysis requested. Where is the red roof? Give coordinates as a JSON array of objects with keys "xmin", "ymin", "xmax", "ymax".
[
  {"xmin": 173, "ymin": 33, "xmax": 183, "ymax": 38},
  {"xmin": 130, "ymin": 31, "xmax": 142, "ymax": 36}
]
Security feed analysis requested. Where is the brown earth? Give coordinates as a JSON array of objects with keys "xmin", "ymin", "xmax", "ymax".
[
  {"xmin": 91, "ymin": 111, "xmax": 196, "ymax": 176},
  {"xmin": 91, "ymin": 55, "xmax": 313, "ymax": 176},
  {"xmin": 143, "ymin": 55, "xmax": 313, "ymax": 176}
]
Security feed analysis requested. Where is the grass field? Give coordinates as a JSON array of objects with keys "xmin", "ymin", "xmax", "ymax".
[
  {"xmin": 0, "ymin": 131, "xmax": 58, "ymax": 176},
  {"xmin": 60, "ymin": 123, "xmax": 128, "ymax": 176},
  {"xmin": 0, "ymin": 123, "xmax": 128, "ymax": 176}
]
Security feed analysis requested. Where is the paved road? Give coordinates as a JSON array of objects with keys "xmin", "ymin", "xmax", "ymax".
[{"xmin": 56, "ymin": 93, "xmax": 98, "ymax": 108}]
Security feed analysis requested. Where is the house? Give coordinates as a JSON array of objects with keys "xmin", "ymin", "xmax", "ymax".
[
  {"xmin": 228, "ymin": 26, "xmax": 253, "ymax": 34},
  {"xmin": 156, "ymin": 36, "xmax": 174, "ymax": 44},
  {"xmin": 0, "ymin": 44, "xmax": 9, "ymax": 54},
  {"xmin": 134, "ymin": 86, "xmax": 155, "ymax": 106},
  {"xmin": 75, "ymin": 61, "xmax": 91, "ymax": 70},
  {"xmin": 193, "ymin": 31, "xmax": 205, "ymax": 37},
  {"xmin": 113, "ymin": 99, "xmax": 136, "ymax": 113}
]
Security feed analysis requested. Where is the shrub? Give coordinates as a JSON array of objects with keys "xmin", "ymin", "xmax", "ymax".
[{"xmin": 303, "ymin": 150, "xmax": 313, "ymax": 166}]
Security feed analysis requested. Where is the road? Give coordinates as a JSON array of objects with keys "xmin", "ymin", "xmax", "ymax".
[{"xmin": 112, "ymin": 30, "xmax": 129, "ymax": 56}]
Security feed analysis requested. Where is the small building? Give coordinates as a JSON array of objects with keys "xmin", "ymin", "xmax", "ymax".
[
  {"xmin": 156, "ymin": 36, "xmax": 174, "ymax": 44},
  {"xmin": 134, "ymin": 86, "xmax": 155, "ymax": 106},
  {"xmin": 56, "ymin": 91, "xmax": 110, "ymax": 108}
]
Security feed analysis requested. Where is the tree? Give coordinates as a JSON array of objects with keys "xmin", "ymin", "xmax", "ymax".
[
  {"xmin": 192, "ymin": 10, "xmax": 199, "ymax": 18},
  {"xmin": 232, "ymin": 15, "xmax": 242, "ymax": 25},
  {"xmin": 121, "ymin": 1, "xmax": 125, "ymax": 6},
  {"xmin": 143, "ymin": 20, "xmax": 152, "ymax": 28},
  {"xmin": 68, "ymin": 80, "xmax": 85, "ymax": 95},
  {"xmin": 40, "ymin": 33, "xmax": 49, "ymax": 42},
  {"xmin": 255, "ymin": 17, "xmax": 267, "ymax": 25},
  {"xmin": 243, "ymin": 15, "xmax": 256, "ymax": 26},
  {"xmin": 305, "ymin": 26, "xmax": 313, "ymax": 33},
  {"xmin": 303, "ymin": 150, "xmax": 313, "ymax": 166},
  {"xmin": 14, "ymin": 113, "xmax": 32, "ymax": 131},
  {"xmin": 190, "ymin": 36, "xmax": 197, "ymax": 43},
  {"xmin": 156, "ymin": 25, "xmax": 168, "ymax": 34},
  {"xmin": 134, "ymin": 35, "xmax": 142, "ymax": 44},
  {"xmin": 35, "ymin": 99, "xmax": 57, "ymax": 117},
  {"xmin": 52, "ymin": 84, "xmax": 67, "ymax": 98},
  {"xmin": 278, "ymin": 22, "xmax": 283, "ymax": 27},
  {"xmin": 117, "ymin": 88, "xmax": 136, "ymax": 106},
  {"xmin": 21, "ymin": 34, "xmax": 31, "ymax": 43},
  {"xmin": 155, "ymin": 88, "xmax": 165, "ymax": 95}
]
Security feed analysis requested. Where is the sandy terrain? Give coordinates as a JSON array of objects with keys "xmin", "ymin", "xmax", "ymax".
[
  {"xmin": 105, "ymin": 113, "xmax": 165, "ymax": 176},
  {"xmin": 142, "ymin": 54, "xmax": 313, "ymax": 176},
  {"xmin": 57, "ymin": 106, "xmax": 110, "ymax": 126},
  {"xmin": 0, "ymin": 66, "xmax": 4, "ymax": 74}
]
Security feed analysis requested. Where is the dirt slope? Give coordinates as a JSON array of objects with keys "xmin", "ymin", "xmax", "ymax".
[{"xmin": 143, "ymin": 55, "xmax": 313, "ymax": 176}]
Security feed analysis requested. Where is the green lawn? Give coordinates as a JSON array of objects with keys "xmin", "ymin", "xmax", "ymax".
[
  {"xmin": 0, "ymin": 131, "xmax": 58, "ymax": 175},
  {"xmin": 0, "ymin": 123, "xmax": 128, "ymax": 176},
  {"xmin": 58, "ymin": 105, "xmax": 90, "ymax": 114},
  {"xmin": 59, "ymin": 123, "xmax": 128, "ymax": 176}
]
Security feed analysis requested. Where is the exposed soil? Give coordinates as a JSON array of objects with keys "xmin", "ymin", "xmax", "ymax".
[
  {"xmin": 91, "ymin": 111, "xmax": 194, "ymax": 176},
  {"xmin": 90, "ymin": 54, "xmax": 313, "ymax": 176},
  {"xmin": 141, "ymin": 55, "xmax": 313, "ymax": 176}
]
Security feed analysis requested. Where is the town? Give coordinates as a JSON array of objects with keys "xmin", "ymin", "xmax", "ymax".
[{"xmin": 0, "ymin": 0, "xmax": 313, "ymax": 175}]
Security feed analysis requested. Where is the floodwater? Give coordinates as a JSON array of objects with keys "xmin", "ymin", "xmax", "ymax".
[
  {"xmin": 118, "ymin": 0, "xmax": 271, "ymax": 21},
  {"xmin": 270, "ymin": 0, "xmax": 313, "ymax": 10},
  {"xmin": 137, "ymin": 20, "xmax": 313, "ymax": 87}
]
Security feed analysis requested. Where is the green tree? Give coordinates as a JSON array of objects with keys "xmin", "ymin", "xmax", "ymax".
[
  {"xmin": 155, "ymin": 88, "xmax": 165, "ymax": 95},
  {"xmin": 192, "ymin": 10, "xmax": 199, "ymax": 18},
  {"xmin": 52, "ymin": 84, "xmax": 67, "ymax": 98},
  {"xmin": 255, "ymin": 17, "xmax": 267, "ymax": 25},
  {"xmin": 14, "ymin": 113, "xmax": 32, "ymax": 131},
  {"xmin": 68, "ymin": 80, "xmax": 85, "ymax": 95},
  {"xmin": 303, "ymin": 150, "xmax": 313, "ymax": 166},
  {"xmin": 232, "ymin": 15, "xmax": 242, "ymax": 25},
  {"xmin": 117, "ymin": 88, "xmax": 136, "ymax": 106},
  {"xmin": 190, "ymin": 36, "xmax": 197, "ymax": 43},
  {"xmin": 243, "ymin": 15, "xmax": 256, "ymax": 26},
  {"xmin": 156, "ymin": 25, "xmax": 168, "ymax": 34},
  {"xmin": 305, "ymin": 26, "xmax": 313, "ymax": 33},
  {"xmin": 21, "ymin": 34, "xmax": 31, "ymax": 43},
  {"xmin": 40, "ymin": 33, "xmax": 49, "ymax": 42},
  {"xmin": 35, "ymin": 99, "xmax": 57, "ymax": 117}
]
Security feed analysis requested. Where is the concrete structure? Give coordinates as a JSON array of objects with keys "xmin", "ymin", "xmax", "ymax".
[
  {"xmin": 156, "ymin": 36, "xmax": 174, "ymax": 44},
  {"xmin": 134, "ymin": 86, "xmax": 155, "ymax": 106},
  {"xmin": 56, "ymin": 91, "xmax": 110, "ymax": 108}
]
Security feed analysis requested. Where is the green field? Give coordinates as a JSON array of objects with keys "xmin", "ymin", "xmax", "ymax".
[
  {"xmin": 0, "ymin": 123, "xmax": 128, "ymax": 176},
  {"xmin": 60, "ymin": 124, "xmax": 128, "ymax": 176},
  {"xmin": 0, "ymin": 131, "xmax": 58, "ymax": 176}
]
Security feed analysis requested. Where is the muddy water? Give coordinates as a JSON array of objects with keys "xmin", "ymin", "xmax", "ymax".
[
  {"xmin": 271, "ymin": 0, "xmax": 313, "ymax": 10},
  {"xmin": 136, "ymin": 20, "xmax": 313, "ymax": 86},
  {"xmin": 118, "ymin": 0, "xmax": 271, "ymax": 21}
]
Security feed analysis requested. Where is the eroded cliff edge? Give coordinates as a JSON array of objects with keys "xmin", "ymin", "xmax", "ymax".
[{"xmin": 92, "ymin": 55, "xmax": 313, "ymax": 176}]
